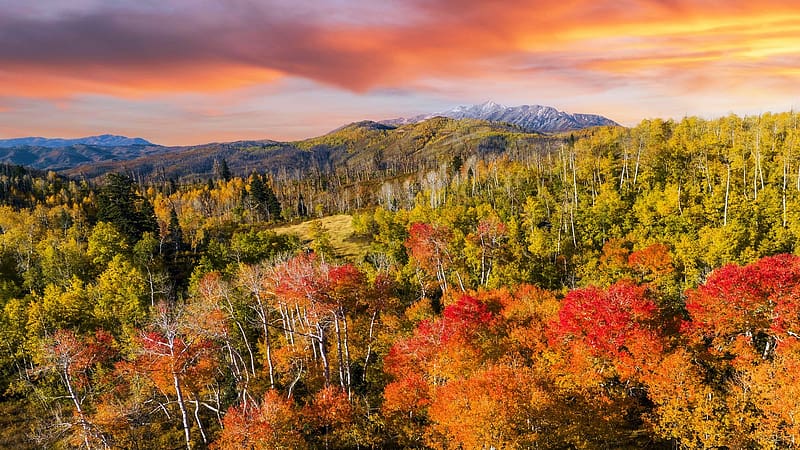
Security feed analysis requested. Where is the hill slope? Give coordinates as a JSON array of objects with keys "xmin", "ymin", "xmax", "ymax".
[
  {"xmin": 0, "ymin": 104, "xmax": 616, "ymax": 176},
  {"xmin": 66, "ymin": 117, "xmax": 558, "ymax": 180},
  {"xmin": 0, "ymin": 143, "xmax": 172, "ymax": 172}
]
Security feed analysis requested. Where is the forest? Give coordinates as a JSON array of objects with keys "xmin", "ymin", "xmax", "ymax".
[{"xmin": 3, "ymin": 112, "xmax": 800, "ymax": 448}]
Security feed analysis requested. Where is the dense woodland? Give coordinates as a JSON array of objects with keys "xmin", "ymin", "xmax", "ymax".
[{"xmin": 4, "ymin": 112, "xmax": 800, "ymax": 448}]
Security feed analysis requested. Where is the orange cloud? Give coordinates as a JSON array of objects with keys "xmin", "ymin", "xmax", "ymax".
[
  {"xmin": 0, "ymin": 65, "xmax": 282, "ymax": 99},
  {"xmin": 2, "ymin": 0, "xmax": 800, "ymax": 122}
]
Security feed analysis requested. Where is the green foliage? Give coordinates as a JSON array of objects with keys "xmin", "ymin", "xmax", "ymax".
[
  {"xmin": 247, "ymin": 173, "xmax": 282, "ymax": 222},
  {"xmin": 88, "ymin": 221, "xmax": 129, "ymax": 266},
  {"xmin": 309, "ymin": 219, "xmax": 336, "ymax": 260},
  {"xmin": 230, "ymin": 229, "xmax": 300, "ymax": 264},
  {"xmin": 96, "ymin": 173, "xmax": 158, "ymax": 243}
]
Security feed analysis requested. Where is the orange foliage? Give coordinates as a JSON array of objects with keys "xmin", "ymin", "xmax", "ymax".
[
  {"xmin": 427, "ymin": 365, "xmax": 547, "ymax": 449},
  {"xmin": 212, "ymin": 390, "xmax": 307, "ymax": 450}
]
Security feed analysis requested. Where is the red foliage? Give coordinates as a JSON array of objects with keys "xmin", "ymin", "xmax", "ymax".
[
  {"xmin": 304, "ymin": 386, "xmax": 353, "ymax": 430},
  {"xmin": 327, "ymin": 264, "xmax": 366, "ymax": 304},
  {"xmin": 685, "ymin": 254, "xmax": 800, "ymax": 354},
  {"xmin": 383, "ymin": 373, "xmax": 431, "ymax": 416},
  {"xmin": 272, "ymin": 253, "xmax": 329, "ymax": 304},
  {"xmin": 49, "ymin": 329, "xmax": 116, "ymax": 389},
  {"xmin": 136, "ymin": 329, "xmax": 216, "ymax": 394},
  {"xmin": 383, "ymin": 318, "xmax": 443, "ymax": 379},
  {"xmin": 475, "ymin": 218, "xmax": 507, "ymax": 237},
  {"xmin": 441, "ymin": 295, "xmax": 495, "ymax": 343},
  {"xmin": 405, "ymin": 222, "xmax": 452, "ymax": 273},
  {"xmin": 553, "ymin": 280, "xmax": 660, "ymax": 361},
  {"xmin": 270, "ymin": 254, "xmax": 369, "ymax": 313}
]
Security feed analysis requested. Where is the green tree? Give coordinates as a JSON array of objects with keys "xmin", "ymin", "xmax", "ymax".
[
  {"xmin": 248, "ymin": 174, "xmax": 282, "ymax": 222},
  {"xmin": 96, "ymin": 173, "xmax": 158, "ymax": 243}
]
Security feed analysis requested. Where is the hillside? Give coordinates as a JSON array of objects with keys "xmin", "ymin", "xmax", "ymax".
[
  {"xmin": 66, "ymin": 117, "xmax": 567, "ymax": 181},
  {"xmin": 4, "ymin": 112, "xmax": 800, "ymax": 449},
  {"xmin": 0, "ymin": 143, "xmax": 171, "ymax": 172},
  {"xmin": 1, "ymin": 111, "xmax": 615, "ymax": 180},
  {"xmin": 67, "ymin": 140, "xmax": 311, "ymax": 180},
  {"xmin": 272, "ymin": 214, "xmax": 370, "ymax": 260}
]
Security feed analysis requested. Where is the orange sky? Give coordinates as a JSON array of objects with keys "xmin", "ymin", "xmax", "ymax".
[{"xmin": 1, "ymin": 0, "xmax": 799, "ymax": 145}]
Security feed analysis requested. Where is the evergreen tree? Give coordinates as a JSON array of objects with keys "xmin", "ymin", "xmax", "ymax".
[
  {"xmin": 215, "ymin": 158, "xmax": 232, "ymax": 181},
  {"xmin": 166, "ymin": 207, "xmax": 183, "ymax": 257},
  {"xmin": 249, "ymin": 173, "xmax": 283, "ymax": 222},
  {"xmin": 96, "ymin": 173, "xmax": 158, "ymax": 243},
  {"xmin": 265, "ymin": 187, "xmax": 282, "ymax": 221}
]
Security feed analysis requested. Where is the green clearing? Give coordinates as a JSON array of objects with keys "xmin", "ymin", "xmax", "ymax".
[{"xmin": 272, "ymin": 214, "xmax": 371, "ymax": 261}]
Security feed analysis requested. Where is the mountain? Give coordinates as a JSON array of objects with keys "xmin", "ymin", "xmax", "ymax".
[
  {"xmin": 65, "ymin": 118, "xmax": 556, "ymax": 181},
  {"xmin": 381, "ymin": 101, "xmax": 619, "ymax": 133},
  {"xmin": 1, "ymin": 110, "xmax": 617, "ymax": 179},
  {"xmin": 0, "ymin": 134, "xmax": 153, "ymax": 148}
]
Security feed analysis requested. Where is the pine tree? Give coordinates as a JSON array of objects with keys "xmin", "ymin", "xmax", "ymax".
[
  {"xmin": 249, "ymin": 174, "xmax": 282, "ymax": 222},
  {"xmin": 214, "ymin": 158, "xmax": 232, "ymax": 181},
  {"xmin": 166, "ymin": 207, "xmax": 183, "ymax": 257},
  {"xmin": 96, "ymin": 173, "xmax": 158, "ymax": 243}
]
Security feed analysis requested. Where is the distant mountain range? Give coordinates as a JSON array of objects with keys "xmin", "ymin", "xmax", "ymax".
[
  {"xmin": 0, "ymin": 135, "xmax": 167, "ymax": 172},
  {"xmin": 0, "ymin": 103, "xmax": 619, "ymax": 178},
  {"xmin": 63, "ymin": 118, "xmax": 542, "ymax": 180},
  {"xmin": 0, "ymin": 134, "xmax": 153, "ymax": 148},
  {"xmin": 382, "ymin": 101, "xmax": 619, "ymax": 133}
]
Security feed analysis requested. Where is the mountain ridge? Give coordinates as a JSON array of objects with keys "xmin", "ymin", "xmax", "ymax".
[
  {"xmin": 0, "ymin": 107, "xmax": 620, "ymax": 178},
  {"xmin": 65, "ymin": 117, "xmax": 555, "ymax": 180},
  {"xmin": 381, "ymin": 101, "xmax": 619, "ymax": 133},
  {"xmin": 0, "ymin": 134, "xmax": 153, "ymax": 148}
]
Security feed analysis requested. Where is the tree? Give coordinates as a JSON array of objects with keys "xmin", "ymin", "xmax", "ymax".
[
  {"xmin": 685, "ymin": 254, "xmax": 800, "ymax": 360},
  {"xmin": 96, "ymin": 173, "xmax": 158, "ymax": 244},
  {"xmin": 303, "ymin": 386, "xmax": 354, "ymax": 449},
  {"xmin": 297, "ymin": 194, "xmax": 308, "ymax": 218},
  {"xmin": 464, "ymin": 214, "xmax": 507, "ymax": 287},
  {"xmin": 248, "ymin": 174, "xmax": 282, "ymax": 222},
  {"xmin": 91, "ymin": 255, "xmax": 149, "ymax": 337},
  {"xmin": 87, "ymin": 222, "xmax": 129, "ymax": 266},
  {"xmin": 33, "ymin": 329, "xmax": 115, "ymax": 449},
  {"xmin": 214, "ymin": 159, "xmax": 232, "ymax": 182},
  {"xmin": 553, "ymin": 280, "xmax": 662, "ymax": 376},
  {"xmin": 427, "ymin": 365, "xmax": 548, "ymax": 449},
  {"xmin": 212, "ymin": 390, "xmax": 307, "ymax": 450},
  {"xmin": 309, "ymin": 221, "xmax": 335, "ymax": 261},
  {"xmin": 165, "ymin": 207, "xmax": 184, "ymax": 259},
  {"xmin": 405, "ymin": 222, "xmax": 462, "ymax": 296},
  {"xmin": 136, "ymin": 303, "xmax": 220, "ymax": 450}
]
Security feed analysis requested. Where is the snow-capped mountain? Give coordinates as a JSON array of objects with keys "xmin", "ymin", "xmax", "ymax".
[{"xmin": 382, "ymin": 101, "xmax": 619, "ymax": 133}]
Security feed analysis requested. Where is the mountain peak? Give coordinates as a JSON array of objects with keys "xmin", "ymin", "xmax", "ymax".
[
  {"xmin": 478, "ymin": 100, "xmax": 504, "ymax": 110},
  {"xmin": 381, "ymin": 103, "xmax": 619, "ymax": 133}
]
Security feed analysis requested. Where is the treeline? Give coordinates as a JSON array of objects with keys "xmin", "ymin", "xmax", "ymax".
[
  {"xmin": 0, "ymin": 164, "xmax": 89, "ymax": 209},
  {"xmin": 3, "ymin": 112, "xmax": 800, "ymax": 448}
]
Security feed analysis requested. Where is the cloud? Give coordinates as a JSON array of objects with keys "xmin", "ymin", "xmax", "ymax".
[
  {"xmin": 2, "ymin": 0, "xmax": 800, "ymax": 99},
  {"xmin": 3, "ymin": 0, "xmax": 800, "ymax": 144}
]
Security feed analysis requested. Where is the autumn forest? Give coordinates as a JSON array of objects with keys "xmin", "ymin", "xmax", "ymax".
[{"xmin": 5, "ymin": 113, "xmax": 800, "ymax": 449}]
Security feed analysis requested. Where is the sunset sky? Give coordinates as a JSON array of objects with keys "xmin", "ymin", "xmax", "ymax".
[{"xmin": 1, "ymin": 0, "xmax": 800, "ymax": 145}]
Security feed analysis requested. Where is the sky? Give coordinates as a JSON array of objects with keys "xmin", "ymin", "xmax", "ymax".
[{"xmin": 1, "ymin": 0, "xmax": 800, "ymax": 145}]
